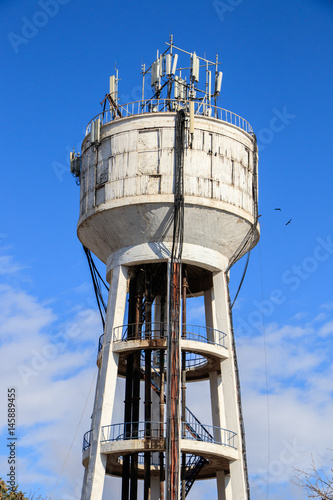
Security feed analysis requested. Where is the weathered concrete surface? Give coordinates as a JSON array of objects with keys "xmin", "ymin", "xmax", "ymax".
[{"xmin": 78, "ymin": 112, "xmax": 258, "ymax": 265}]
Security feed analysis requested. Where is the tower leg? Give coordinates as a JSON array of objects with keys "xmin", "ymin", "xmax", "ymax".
[
  {"xmin": 216, "ymin": 471, "xmax": 227, "ymax": 500},
  {"xmin": 81, "ymin": 265, "xmax": 128, "ymax": 500},
  {"xmin": 204, "ymin": 270, "xmax": 248, "ymax": 500}
]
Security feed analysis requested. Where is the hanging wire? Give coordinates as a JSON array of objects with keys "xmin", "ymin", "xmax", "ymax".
[
  {"xmin": 227, "ymin": 285, "xmax": 251, "ymax": 499},
  {"xmin": 83, "ymin": 246, "xmax": 109, "ymax": 328},
  {"xmin": 259, "ymin": 240, "xmax": 271, "ymax": 499},
  {"xmin": 231, "ymin": 250, "xmax": 251, "ymax": 309},
  {"xmin": 230, "ymin": 136, "xmax": 258, "ymax": 307}
]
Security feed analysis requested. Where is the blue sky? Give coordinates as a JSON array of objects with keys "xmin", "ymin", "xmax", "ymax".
[{"xmin": 1, "ymin": 0, "xmax": 333, "ymax": 499}]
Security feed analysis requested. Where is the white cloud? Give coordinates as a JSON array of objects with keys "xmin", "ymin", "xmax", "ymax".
[
  {"xmin": 291, "ymin": 311, "xmax": 308, "ymax": 321},
  {"xmin": 318, "ymin": 320, "xmax": 333, "ymax": 337},
  {"xmin": 314, "ymin": 312, "xmax": 328, "ymax": 322},
  {"xmin": 237, "ymin": 308, "xmax": 333, "ymax": 497},
  {"xmin": 0, "ymin": 284, "xmax": 56, "ymax": 341},
  {"xmin": 320, "ymin": 301, "xmax": 333, "ymax": 311},
  {"xmin": 0, "ymin": 261, "xmax": 102, "ymax": 499},
  {"xmin": 0, "ymin": 255, "xmax": 25, "ymax": 275}
]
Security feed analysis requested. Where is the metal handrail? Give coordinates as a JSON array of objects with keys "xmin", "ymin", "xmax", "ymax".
[
  {"xmin": 185, "ymin": 352, "xmax": 207, "ymax": 369},
  {"xmin": 83, "ymin": 420, "xmax": 236, "ymax": 450},
  {"xmin": 83, "ymin": 430, "xmax": 92, "ymax": 451},
  {"xmin": 182, "ymin": 421, "xmax": 236, "ymax": 449},
  {"xmin": 96, "ymin": 421, "xmax": 236, "ymax": 448},
  {"xmin": 98, "ymin": 333, "xmax": 104, "ymax": 352},
  {"xmin": 112, "ymin": 322, "xmax": 226, "ymax": 348},
  {"xmin": 182, "ymin": 324, "xmax": 227, "ymax": 348},
  {"xmin": 98, "ymin": 334, "xmax": 207, "ymax": 371},
  {"xmin": 101, "ymin": 421, "xmax": 165, "ymax": 442},
  {"xmin": 85, "ymin": 99, "xmax": 253, "ymax": 136},
  {"xmin": 114, "ymin": 322, "xmax": 168, "ymax": 342},
  {"xmin": 185, "ymin": 407, "xmax": 214, "ymax": 442}
]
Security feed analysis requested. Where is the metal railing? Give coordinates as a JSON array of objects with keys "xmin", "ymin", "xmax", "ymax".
[
  {"xmin": 82, "ymin": 420, "xmax": 236, "ymax": 450},
  {"xmin": 112, "ymin": 322, "xmax": 226, "ymax": 348},
  {"xmin": 142, "ymin": 348, "xmax": 206, "ymax": 372},
  {"xmin": 83, "ymin": 403, "xmax": 236, "ymax": 451},
  {"xmin": 185, "ymin": 407, "xmax": 214, "ymax": 442},
  {"xmin": 98, "ymin": 333, "xmax": 207, "ymax": 370},
  {"xmin": 98, "ymin": 333, "xmax": 104, "ymax": 352},
  {"xmin": 114, "ymin": 322, "xmax": 168, "ymax": 342},
  {"xmin": 98, "ymin": 323, "xmax": 226, "ymax": 371},
  {"xmin": 182, "ymin": 324, "xmax": 227, "ymax": 348},
  {"xmin": 83, "ymin": 430, "xmax": 92, "ymax": 451},
  {"xmin": 101, "ymin": 421, "xmax": 166, "ymax": 443},
  {"xmin": 85, "ymin": 99, "xmax": 253, "ymax": 136},
  {"xmin": 182, "ymin": 421, "xmax": 236, "ymax": 449},
  {"xmin": 185, "ymin": 352, "xmax": 207, "ymax": 369}
]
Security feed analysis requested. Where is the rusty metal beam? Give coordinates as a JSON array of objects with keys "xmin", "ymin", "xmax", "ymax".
[
  {"xmin": 181, "ymin": 273, "xmax": 187, "ymax": 500},
  {"xmin": 166, "ymin": 261, "xmax": 181, "ymax": 500},
  {"xmin": 160, "ymin": 280, "xmax": 166, "ymax": 500},
  {"xmin": 160, "ymin": 349, "xmax": 165, "ymax": 500}
]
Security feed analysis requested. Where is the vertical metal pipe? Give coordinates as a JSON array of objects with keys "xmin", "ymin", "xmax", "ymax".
[
  {"xmin": 142, "ymin": 63, "xmax": 145, "ymax": 106},
  {"xmin": 181, "ymin": 274, "xmax": 187, "ymax": 500},
  {"xmin": 166, "ymin": 261, "xmax": 181, "ymax": 500},
  {"xmin": 159, "ymin": 274, "xmax": 166, "ymax": 500},
  {"xmin": 159, "ymin": 350, "xmax": 165, "ymax": 500}
]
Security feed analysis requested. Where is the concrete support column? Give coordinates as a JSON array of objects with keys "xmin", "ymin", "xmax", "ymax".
[
  {"xmin": 205, "ymin": 271, "xmax": 248, "ymax": 500},
  {"xmin": 205, "ymin": 289, "xmax": 227, "ymax": 500},
  {"xmin": 216, "ymin": 471, "xmax": 227, "ymax": 500},
  {"xmin": 81, "ymin": 265, "xmax": 128, "ymax": 500}
]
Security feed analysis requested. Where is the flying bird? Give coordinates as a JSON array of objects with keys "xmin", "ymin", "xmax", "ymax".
[
  {"xmin": 285, "ymin": 219, "xmax": 292, "ymax": 225},
  {"xmin": 275, "ymin": 208, "xmax": 281, "ymax": 211}
]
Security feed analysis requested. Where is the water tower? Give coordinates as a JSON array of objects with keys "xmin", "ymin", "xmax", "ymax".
[{"xmin": 73, "ymin": 37, "xmax": 259, "ymax": 500}]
